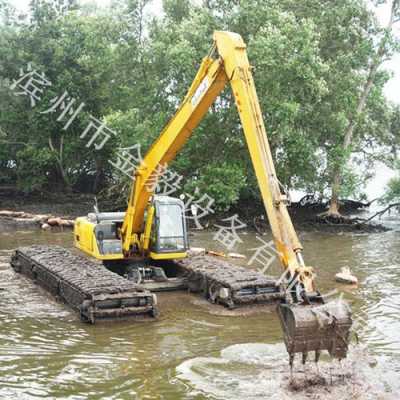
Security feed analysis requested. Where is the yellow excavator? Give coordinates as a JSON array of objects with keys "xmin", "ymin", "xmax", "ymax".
[{"xmin": 73, "ymin": 31, "xmax": 352, "ymax": 365}]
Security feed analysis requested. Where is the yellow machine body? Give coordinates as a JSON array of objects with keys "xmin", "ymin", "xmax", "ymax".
[
  {"xmin": 73, "ymin": 31, "xmax": 352, "ymax": 363},
  {"xmin": 74, "ymin": 196, "xmax": 188, "ymax": 261}
]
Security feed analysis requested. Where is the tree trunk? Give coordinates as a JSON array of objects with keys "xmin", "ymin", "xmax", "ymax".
[
  {"xmin": 328, "ymin": 0, "xmax": 399, "ymax": 216},
  {"xmin": 48, "ymin": 136, "xmax": 71, "ymax": 192},
  {"xmin": 92, "ymin": 157, "xmax": 104, "ymax": 193},
  {"xmin": 329, "ymin": 174, "xmax": 341, "ymax": 216}
]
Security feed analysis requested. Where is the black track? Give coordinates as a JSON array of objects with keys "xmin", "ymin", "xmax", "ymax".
[{"xmin": 11, "ymin": 245, "xmax": 157, "ymax": 323}]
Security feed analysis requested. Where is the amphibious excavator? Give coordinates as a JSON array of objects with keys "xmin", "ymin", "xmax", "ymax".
[{"xmin": 11, "ymin": 31, "xmax": 352, "ymax": 365}]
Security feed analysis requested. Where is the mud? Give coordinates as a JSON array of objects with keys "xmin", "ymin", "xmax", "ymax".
[
  {"xmin": 0, "ymin": 190, "xmax": 93, "ymax": 217},
  {"xmin": 176, "ymin": 343, "xmax": 396, "ymax": 400},
  {"xmin": 282, "ymin": 347, "xmax": 394, "ymax": 400},
  {"xmin": 1, "ymin": 190, "xmax": 390, "ymax": 235}
]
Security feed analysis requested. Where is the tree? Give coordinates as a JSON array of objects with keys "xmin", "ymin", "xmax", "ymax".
[
  {"xmin": 384, "ymin": 173, "xmax": 400, "ymax": 203},
  {"xmin": 136, "ymin": 0, "xmax": 328, "ymax": 209},
  {"xmin": 0, "ymin": 0, "xmax": 125, "ymax": 192},
  {"xmin": 0, "ymin": 0, "xmax": 397, "ymax": 217},
  {"xmin": 327, "ymin": 0, "xmax": 400, "ymax": 216}
]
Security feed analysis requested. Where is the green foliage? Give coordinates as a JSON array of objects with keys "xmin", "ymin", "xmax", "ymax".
[
  {"xmin": 183, "ymin": 162, "xmax": 247, "ymax": 211},
  {"xmin": 0, "ymin": 0, "xmax": 398, "ymax": 210},
  {"xmin": 15, "ymin": 145, "xmax": 55, "ymax": 192},
  {"xmin": 384, "ymin": 176, "xmax": 400, "ymax": 203},
  {"xmin": 383, "ymin": 161, "xmax": 400, "ymax": 203},
  {"xmin": 384, "ymin": 104, "xmax": 400, "ymax": 164},
  {"xmin": 0, "ymin": 0, "xmax": 125, "ymax": 193}
]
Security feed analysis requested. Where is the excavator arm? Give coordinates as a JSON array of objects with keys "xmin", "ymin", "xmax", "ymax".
[
  {"xmin": 121, "ymin": 31, "xmax": 352, "ymax": 364},
  {"xmin": 122, "ymin": 31, "xmax": 313, "ymax": 293},
  {"xmin": 120, "ymin": 48, "xmax": 227, "ymax": 253}
]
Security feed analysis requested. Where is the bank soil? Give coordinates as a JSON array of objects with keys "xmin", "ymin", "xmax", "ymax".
[{"xmin": 0, "ymin": 194, "xmax": 390, "ymax": 234}]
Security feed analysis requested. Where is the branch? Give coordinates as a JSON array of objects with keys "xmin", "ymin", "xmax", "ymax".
[
  {"xmin": 59, "ymin": 135, "xmax": 63, "ymax": 165},
  {"xmin": 367, "ymin": 197, "xmax": 380, "ymax": 206},
  {"xmin": 48, "ymin": 137, "xmax": 55, "ymax": 153},
  {"xmin": 365, "ymin": 202, "xmax": 400, "ymax": 222},
  {"xmin": 0, "ymin": 140, "xmax": 31, "ymax": 146}
]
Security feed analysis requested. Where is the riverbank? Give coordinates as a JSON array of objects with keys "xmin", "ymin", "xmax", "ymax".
[
  {"xmin": 0, "ymin": 189, "xmax": 393, "ymax": 233},
  {"xmin": 0, "ymin": 190, "xmax": 93, "ymax": 230},
  {"xmin": 0, "ymin": 189, "xmax": 94, "ymax": 218}
]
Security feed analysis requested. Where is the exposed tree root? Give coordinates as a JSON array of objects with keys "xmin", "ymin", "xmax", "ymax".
[
  {"xmin": 316, "ymin": 211, "xmax": 361, "ymax": 225},
  {"xmin": 314, "ymin": 211, "xmax": 387, "ymax": 233}
]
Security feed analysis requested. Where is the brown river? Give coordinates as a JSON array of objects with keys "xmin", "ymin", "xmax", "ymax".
[{"xmin": 0, "ymin": 218, "xmax": 399, "ymax": 399}]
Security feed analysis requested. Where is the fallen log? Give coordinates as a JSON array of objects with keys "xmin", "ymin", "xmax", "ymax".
[
  {"xmin": 0, "ymin": 210, "xmax": 43, "ymax": 219},
  {"xmin": 0, "ymin": 209, "xmax": 74, "ymax": 229},
  {"xmin": 42, "ymin": 217, "xmax": 75, "ymax": 229}
]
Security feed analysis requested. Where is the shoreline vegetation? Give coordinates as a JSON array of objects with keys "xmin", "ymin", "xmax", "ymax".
[
  {"xmin": 1, "ymin": 0, "xmax": 399, "ymax": 226},
  {"xmin": 0, "ymin": 187, "xmax": 393, "ymax": 233}
]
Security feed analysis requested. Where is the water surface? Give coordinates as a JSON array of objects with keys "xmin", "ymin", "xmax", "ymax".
[{"xmin": 0, "ymin": 223, "xmax": 399, "ymax": 399}]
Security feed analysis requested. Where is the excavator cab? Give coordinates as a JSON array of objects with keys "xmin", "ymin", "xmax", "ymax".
[
  {"xmin": 74, "ymin": 30, "xmax": 352, "ymax": 364},
  {"xmin": 148, "ymin": 196, "xmax": 189, "ymax": 259},
  {"xmin": 74, "ymin": 195, "xmax": 188, "ymax": 261}
]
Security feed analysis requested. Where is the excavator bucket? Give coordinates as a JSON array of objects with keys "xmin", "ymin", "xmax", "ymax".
[{"xmin": 278, "ymin": 300, "xmax": 352, "ymax": 363}]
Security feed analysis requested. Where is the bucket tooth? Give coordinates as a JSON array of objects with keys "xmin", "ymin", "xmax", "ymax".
[{"xmin": 278, "ymin": 300, "xmax": 352, "ymax": 361}]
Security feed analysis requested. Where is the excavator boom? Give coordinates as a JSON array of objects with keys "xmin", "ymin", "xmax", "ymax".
[
  {"xmin": 123, "ymin": 32, "xmax": 309, "ymax": 281},
  {"xmin": 120, "ymin": 31, "xmax": 352, "ymax": 364}
]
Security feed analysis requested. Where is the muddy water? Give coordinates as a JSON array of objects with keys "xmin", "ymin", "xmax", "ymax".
[{"xmin": 0, "ymin": 223, "xmax": 399, "ymax": 399}]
